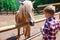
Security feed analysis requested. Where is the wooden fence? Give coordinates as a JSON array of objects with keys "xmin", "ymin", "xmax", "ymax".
[
  {"xmin": 37, "ymin": 3, "xmax": 60, "ymax": 12},
  {"xmin": 0, "ymin": 11, "xmax": 16, "ymax": 15}
]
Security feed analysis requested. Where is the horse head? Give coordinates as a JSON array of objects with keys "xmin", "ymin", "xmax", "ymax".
[
  {"xmin": 16, "ymin": 1, "xmax": 34, "ymax": 23},
  {"xmin": 19, "ymin": 1, "xmax": 34, "ymax": 19}
]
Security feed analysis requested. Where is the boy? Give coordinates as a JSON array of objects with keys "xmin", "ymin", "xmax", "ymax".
[{"xmin": 42, "ymin": 5, "xmax": 60, "ymax": 40}]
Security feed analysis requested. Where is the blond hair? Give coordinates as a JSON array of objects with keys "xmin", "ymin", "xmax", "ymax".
[{"xmin": 44, "ymin": 5, "xmax": 55, "ymax": 15}]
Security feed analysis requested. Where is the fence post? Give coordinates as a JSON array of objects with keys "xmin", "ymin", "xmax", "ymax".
[
  {"xmin": 7, "ymin": 11, "xmax": 8, "ymax": 15},
  {"xmin": 0, "ymin": 12, "xmax": 2, "ymax": 15}
]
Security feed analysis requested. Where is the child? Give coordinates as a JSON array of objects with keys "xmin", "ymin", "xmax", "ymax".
[{"xmin": 42, "ymin": 5, "xmax": 60, "ymax": 40}]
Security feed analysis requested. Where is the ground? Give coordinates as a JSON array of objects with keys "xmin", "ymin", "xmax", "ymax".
[
  {"xmin": 0, "ymin": 14, "xmax": 44, "ymax": 27},
  {"xmin": 0, "ymin": 13, "xmax": 60, "ymax": 40},
  {"xmin": 0, "ymin": 15, "xmax": 15, "ymax": 27}
]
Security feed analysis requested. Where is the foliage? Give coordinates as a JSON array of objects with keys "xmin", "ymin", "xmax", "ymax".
[
  {"xmin": 34, "ymin": 0, "xmax": 60, "ymax": 9},
  {"xmin": 0, "ymin": 0, "xmax": 20, "ymax": 11}
]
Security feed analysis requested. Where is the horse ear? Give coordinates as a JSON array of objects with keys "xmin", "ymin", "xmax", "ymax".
[
  {"xmin": 19, "ymin": 1, "xmax": 24, "ymax": 5},
  {"xmin": 32, "ymin": 1, "xmax": 35, "ymax": 4}
]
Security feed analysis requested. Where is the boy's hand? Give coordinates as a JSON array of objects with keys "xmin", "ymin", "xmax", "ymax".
[{"xmin": 40, "ymin": 27, "xmax": 45, "ymax": 35}]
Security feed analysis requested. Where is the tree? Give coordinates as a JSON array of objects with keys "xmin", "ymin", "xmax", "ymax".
[
  {"xmin": 34, "ymin": 0, "xmax": 60, "ymax": 9},
  {"xmin": 0, "ymin": 0, "xmax": 19, "ymax": 11}
]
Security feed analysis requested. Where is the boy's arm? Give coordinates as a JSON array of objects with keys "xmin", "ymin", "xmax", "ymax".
[{"xmin": 42, "ymin": 22, "xmax": 50, "ymax": 37}]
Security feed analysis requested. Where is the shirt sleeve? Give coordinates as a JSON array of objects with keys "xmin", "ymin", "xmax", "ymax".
[
  {"xmin": 42, "ymin": 22, "xmax": 50, "ymax": 35},
  {"xmin": 58, "ymin": 22, "xmax": 60, "ymax": 30}
]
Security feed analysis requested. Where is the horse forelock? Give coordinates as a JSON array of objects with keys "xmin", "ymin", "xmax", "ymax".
[
  {"xmin": 18, "ymin": 1, "xmax": 33, "ymax": 21},
  {"xmin": 23, "ymin": 1, "xmax": 33, "ymax": 13},
  {"xmin": 19, "ymin": 1, "xmax": 33, "ymax": 14}
]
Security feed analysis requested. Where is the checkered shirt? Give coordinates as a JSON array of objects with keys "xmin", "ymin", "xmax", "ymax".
[{"xmin": 42, "ymin": 17, "xmax": 60, "ymax": 40}]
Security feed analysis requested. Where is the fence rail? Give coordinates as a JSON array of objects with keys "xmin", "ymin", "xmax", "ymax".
[
  {"xmin": 24, "ymin": 32, "xmax": 41, "ymax": 40},
  {"xmin": 0, "ymin": 11, "xmax": 16, "ymax": 15},
  {"xmin": 37, "ymin": 3, "xmax": 60, "ymax": 12}
]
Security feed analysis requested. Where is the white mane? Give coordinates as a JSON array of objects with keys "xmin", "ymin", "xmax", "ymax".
[
  {"xmin": 23, "ymin": 1, "xmax": 33, "ymax": 13},
  {"xmin": 18, "ymin": 1, "xmax": 34, "ymax": 19}
]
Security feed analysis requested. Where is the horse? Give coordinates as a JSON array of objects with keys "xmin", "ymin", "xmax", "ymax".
[{"xmin": 15, "ymin": 1, "xmax": 34, "ymax": 40}]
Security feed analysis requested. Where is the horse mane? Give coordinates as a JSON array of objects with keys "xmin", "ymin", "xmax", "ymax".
[
  {"xmin": 23, "ymin": 1, "xmax": 33, "ymax": 13},
  {"xmin": 18, "ymin": 1, "xmax": 33, "ymax": 14},
  {"xmin": 17, "ymin": 1, "xmax": 33, "ymax": 20}
]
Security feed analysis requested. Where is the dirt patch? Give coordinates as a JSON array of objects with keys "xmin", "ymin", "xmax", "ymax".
[
  {"xmin": 0, "ymin": 14, "xmax": 59, "ymax": 27},
  {"xmin": 0, "ymin": 15, "xmax": 15, "ymax": 27}
]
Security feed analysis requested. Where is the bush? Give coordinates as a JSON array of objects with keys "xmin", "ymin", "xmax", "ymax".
[
  {"xmin": 0, "ymin": 0, "xmax": 19, "ymax": 11},
  {"xmin": 33, "ymin": 0, "xmax": 60, "ymax": 9}
]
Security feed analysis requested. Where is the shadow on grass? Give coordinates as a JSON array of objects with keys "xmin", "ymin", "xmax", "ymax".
[{"xmin": 6, "ymin": 36, "xmax": 17, "ymax": 40}]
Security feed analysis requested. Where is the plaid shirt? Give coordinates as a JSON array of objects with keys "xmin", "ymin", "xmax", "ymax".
[{"xmin": 42, "ymin": 17, "xmax": 60, "ymax": 40}]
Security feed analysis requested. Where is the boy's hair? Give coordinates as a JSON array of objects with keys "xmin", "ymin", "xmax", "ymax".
[{"xmin": 43, "ymin": 5, "xmax": 55, "ymax": 15}]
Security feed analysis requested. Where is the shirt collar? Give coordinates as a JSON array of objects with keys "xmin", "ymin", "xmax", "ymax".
[{"xmin": 46, "ymin": 17, "xmax": 55, "ymax": 21}]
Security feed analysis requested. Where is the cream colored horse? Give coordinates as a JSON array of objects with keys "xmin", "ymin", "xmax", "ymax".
[{"xmin": 15, "ymin": 1, "xmax": 34, "ymax": 40}]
